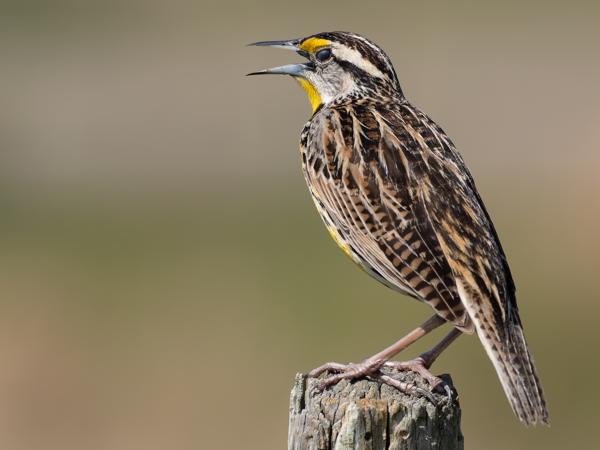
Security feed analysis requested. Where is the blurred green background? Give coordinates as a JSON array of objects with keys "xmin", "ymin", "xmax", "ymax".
[{"xmin": 0, "ymin": 0, "xmax": 599, "ymax": 449}]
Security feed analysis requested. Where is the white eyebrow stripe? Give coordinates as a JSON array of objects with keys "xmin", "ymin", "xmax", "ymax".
[
  {"xmin": 332, "ymin": 43, "xmax": 386, "ymax": 79},
  {"xmin": 352, "ymin": 34, "xmax": 396, "ymax": 78}
]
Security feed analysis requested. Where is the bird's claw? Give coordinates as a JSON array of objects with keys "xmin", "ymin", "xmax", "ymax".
[
  {"xmin": 307, "ymin": 357, "xmax": 450, "ymax": 404},
  {"xmin": 307, "ymin": 359, "xmax": 385, "ymax": 391},
  {"xmin": 382, "ymin": 358, "xmax": 451, "ymax": 398},
  {"xmin": 377, "ymin": 373, "xmax": 437, "ymax": 403}
]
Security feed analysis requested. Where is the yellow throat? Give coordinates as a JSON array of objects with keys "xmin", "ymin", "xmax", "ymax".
[
  {"xmin": 294, "ymin": 37, "xmax": 331, "ymax": 113},
  {"xmin": 296, "ymin": 78, "xmax": 322, "ymax": 113}
]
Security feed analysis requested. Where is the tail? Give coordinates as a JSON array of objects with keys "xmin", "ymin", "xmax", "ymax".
[{"xmin": 476, "ymin": 311, "xmax": 550, "ymax": 425}]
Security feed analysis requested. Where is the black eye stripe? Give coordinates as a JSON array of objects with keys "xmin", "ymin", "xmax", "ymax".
[{"xmin": 315, "ymin": 48, "xmax": 332, "ymax": 62}]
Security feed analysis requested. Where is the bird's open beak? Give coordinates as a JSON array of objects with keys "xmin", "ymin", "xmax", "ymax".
[{"xmin": 246, "ymin": 39, "xmax": 312, "ymax": 77}]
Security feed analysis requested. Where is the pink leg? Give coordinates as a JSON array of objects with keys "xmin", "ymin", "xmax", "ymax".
[
  {"xmin": 307, "ymin": 315, "xmax": 446, "ymax": 390},
  {"xmin": 384, "ymin": 327, "xmax": 463, "ymax": 393}
]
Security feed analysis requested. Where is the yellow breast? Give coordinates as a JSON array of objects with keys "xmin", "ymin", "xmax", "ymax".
[{"xmin": 326, "ymin": 224, "xmax": 353, "ymax": 259}]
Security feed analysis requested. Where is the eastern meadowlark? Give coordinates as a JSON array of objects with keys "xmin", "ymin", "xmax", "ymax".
[{"xmin": 248, "ymin": 31, "xmax": 549, "ymax": 425}]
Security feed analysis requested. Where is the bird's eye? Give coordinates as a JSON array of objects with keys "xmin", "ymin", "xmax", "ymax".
[{"xmin": 315, "ymin": 48, "xmax": 332, "ymax": 62}]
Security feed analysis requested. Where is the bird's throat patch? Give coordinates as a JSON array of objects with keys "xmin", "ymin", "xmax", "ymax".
[{"xmin": 296, "ymin": 78, "xmax": 322, "ymax": 113}]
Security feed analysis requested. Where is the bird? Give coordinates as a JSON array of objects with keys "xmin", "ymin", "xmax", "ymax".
[{"xmin": 247, "ymin": 31, "xmax": 549, "ymax": 425}]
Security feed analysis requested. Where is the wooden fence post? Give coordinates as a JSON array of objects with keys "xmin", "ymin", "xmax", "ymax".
[{"xmin": 288, "ymin": 370, "xmax": 463, "ymax": 450}]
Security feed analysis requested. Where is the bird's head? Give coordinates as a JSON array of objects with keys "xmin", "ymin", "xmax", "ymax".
[{"xmin": 248, "ymin": 32, "xmax": 403, "ymax": 113}]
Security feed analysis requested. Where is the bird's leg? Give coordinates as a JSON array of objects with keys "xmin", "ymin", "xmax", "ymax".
[
  {"xmin": 384, "ymin": 327, "xmax": 462, "ymax": 393},
  {"xmin": 307, "ymin": 314, "xmax": 445, "ymax": 391}
]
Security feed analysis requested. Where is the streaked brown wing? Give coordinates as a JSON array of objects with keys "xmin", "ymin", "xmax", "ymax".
[
  {"xmin": 390, "ymin": 102, "xmax": 514, "ymax": 327},
  {"xmin": 301, "ymin": 102, "xmax": 471, "ymax": 330},
  {"xmin": 387, "ymin": 103, "xmax": 548, "ymax": 424}
]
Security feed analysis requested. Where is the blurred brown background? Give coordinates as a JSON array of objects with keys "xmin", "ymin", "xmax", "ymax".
[{"xmin": 0, "ymin": 0, "xmax": 599, "ymax": 449}]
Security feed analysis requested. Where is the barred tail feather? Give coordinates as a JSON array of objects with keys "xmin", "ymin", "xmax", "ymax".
[
  {"xmin": 476, "ymin": 314, "xmax": 549, "ymax": 425},
  {"xmin": 456, "ymin": 278, "xmax": 549, "ymax": 425}
]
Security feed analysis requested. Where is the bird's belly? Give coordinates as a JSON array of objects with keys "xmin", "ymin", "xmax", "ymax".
[
  {"xmin": 307, "ymin": 190, "xmax": 415, "ymax": 296},
  {"xmin": 311, "ymin": 195, "xmax": 360, "ymax": 264}
]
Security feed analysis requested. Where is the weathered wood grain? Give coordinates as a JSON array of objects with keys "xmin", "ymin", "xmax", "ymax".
[{"xmin": 288, "ymin": 370, "xmax": 463, "ymax": 450}]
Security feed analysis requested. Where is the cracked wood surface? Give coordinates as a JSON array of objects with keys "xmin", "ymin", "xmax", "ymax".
[{"xmin": 288, "ymin": 371, "xmax": 463, "ymax": 450}]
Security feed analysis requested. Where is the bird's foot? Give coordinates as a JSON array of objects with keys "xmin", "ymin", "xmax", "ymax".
[
  {"xmin": 383, "ymin": 357, "xmax": 452, "ymax": 398},
  {"xmin": 307, "ymin": 359, "xmax": 385, "ymax": 390},
  {"xmin": 306, "ymin": 359, "xmax": 438, "ymax": 402}
]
